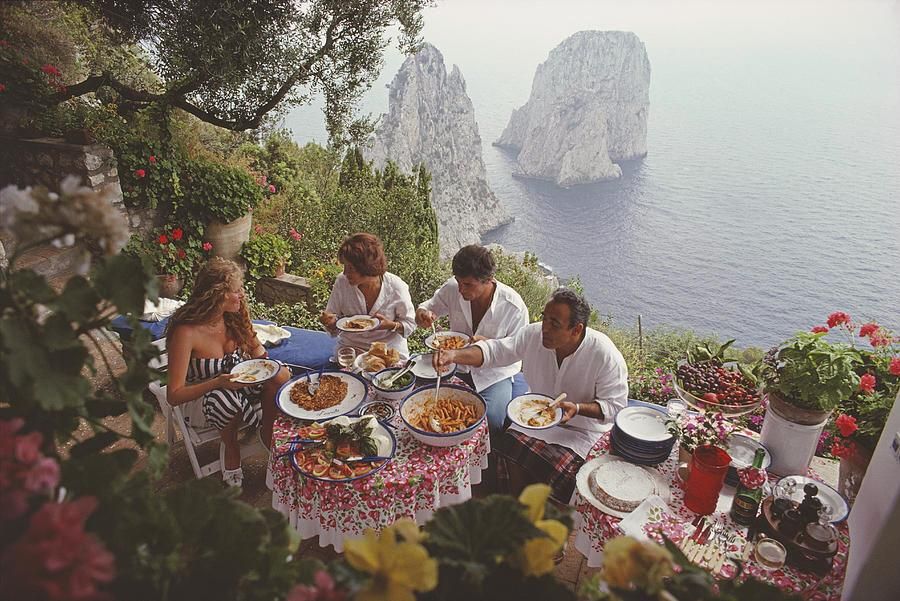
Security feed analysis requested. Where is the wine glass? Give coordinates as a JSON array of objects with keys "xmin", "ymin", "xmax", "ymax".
[
  {"xmin": 337, "ymin": 346, "xmax": 357, "ymax": 369},
  {"xmin": 818, "ymin": 504, "xmax": 834, "ymax": 525}
]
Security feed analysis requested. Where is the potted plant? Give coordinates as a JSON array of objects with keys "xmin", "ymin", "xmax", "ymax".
[
  {"xmin": 819, "ymin": 319, "xmax": 899, "ymax": 504},
  {"xmin": 756, "ymin": 312, "xmax": 899, "ymax": 476},
  {"xmin": 180, "ymin": 157, "xmax": 263, "ymax": 261},
  {"xmin": 240, "ymin": 231, "xmax": 291, "ymax": 279},
  {"xmin": 125, "ymin": 226, "xmax": 213, "ymax": 297}
]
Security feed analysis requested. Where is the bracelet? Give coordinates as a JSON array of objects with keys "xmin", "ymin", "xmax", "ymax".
[
  {"xmin": 574, "ymin": 403, "xmax": 580, "ymax": 416},
  {"xmin": 392, "ymin": 322, "xmax": 402, "ymax": 334}
]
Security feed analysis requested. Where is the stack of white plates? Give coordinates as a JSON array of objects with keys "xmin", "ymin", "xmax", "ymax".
[{"xmin": 611, "ymin": 405, "xmax": 676, "ymax": 465}]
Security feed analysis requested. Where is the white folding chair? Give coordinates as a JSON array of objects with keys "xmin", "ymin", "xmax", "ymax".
[{"xmin": 147, "ymin": 339, "xmax": 264, "ymax": 479}]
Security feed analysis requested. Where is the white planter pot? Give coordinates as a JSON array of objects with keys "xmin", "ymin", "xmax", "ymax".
[{"xmin": 759, "ymin": 407, "xmax": 827, "ymax": 476}]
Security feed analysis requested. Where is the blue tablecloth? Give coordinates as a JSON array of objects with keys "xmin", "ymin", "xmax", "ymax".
[{"xmin": 109, "ymin": 316, "xmax": 336, "ymax": 372}]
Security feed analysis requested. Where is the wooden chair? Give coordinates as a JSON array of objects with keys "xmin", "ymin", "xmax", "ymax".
[{"xmin": 147, "ymin": 339, "xmax": 264, "ymax": 479}]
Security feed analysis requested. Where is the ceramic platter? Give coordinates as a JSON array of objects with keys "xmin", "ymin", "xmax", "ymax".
[
  {"xmin": 776, "ymin": 475, "xmax": 849, "ymax": 524},
  {"xmin": 507, "ymin": 393, "xmax": 564, "ymax": 430},
  {"xmin": 276, "ymin": 370, "xmax": 369, "ymax": 420},
  {"xmin": 614, "ymin": 405, "xmax": 671, "ymax": 442},
  {"xmin": 424, "ymin": 330, "xmax": 471, "ymax": 351},
  {"xmin": 575, "ymin": 455, "xmax": 671, "ymax": 518},
  {"xmin": 228, "ymin": 358, "xmax": 280, "ymax": 384},
  {"xmin": 336, "ymin": 315, "xmax": 380, "ymax": 332},
  {"xmin": 288, "ymin": 417, "xmax": 396, "ymax": 483}
]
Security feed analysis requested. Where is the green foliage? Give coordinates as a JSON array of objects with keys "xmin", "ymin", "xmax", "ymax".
[
  {"xmin": 758, "ymin": 332, "xmax": 862, "ymax": 411},
  {"xmin": 179, "ymin": 156, "xmax": 263, "ymax": 225},
  {"xmin": 420, "ymin": 493, "xmax": 575, "ymax": 601},
  {"xmin": 492, "ymin": 249, "xmax": 554, "ymax": 322},
  {"xmin": 240, "ymin": 232, "xmax": 291, "ymax": 279},
  {"xmin": 123, "ymin": 226, "xmax": 213, "ymax": 280}
]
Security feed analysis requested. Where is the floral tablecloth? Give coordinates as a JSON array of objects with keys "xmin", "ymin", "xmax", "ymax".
[
  {"xmin": 267, "ymin": 379, "xmax": 490, "ymax": 552},
  {"xmin": 571, "ymin": 432, "xmax": 850, "ymax": 600}
]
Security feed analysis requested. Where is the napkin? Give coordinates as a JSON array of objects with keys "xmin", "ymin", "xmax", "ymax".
[
  {"xmin": 141, "ymin": 298, "xmax": 184, "ymax": 321},
  {"xmin": 253, "ymin": 323, "xmax": 291, "ymax": 346},
  {"xmin": 618, "ymin": 495, "xmax": 675, "ymax": 540}
]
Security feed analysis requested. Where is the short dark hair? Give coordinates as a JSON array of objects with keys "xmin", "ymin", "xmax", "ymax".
[
  {"xmin": 548, "ymin": 288, "xmax": 591, "ymax": 328},
  {"xmin": 452, "ymin": 245, "xmax": 496, "ymax": 281},
  {"xmin": 338, "ymin": 233, "xmax": 388, "ymax": 276}
]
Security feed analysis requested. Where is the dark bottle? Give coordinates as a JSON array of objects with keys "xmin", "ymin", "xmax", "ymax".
[{"xmin": 730, "ymin": 448, "xmax": 767, "ymax": 525}]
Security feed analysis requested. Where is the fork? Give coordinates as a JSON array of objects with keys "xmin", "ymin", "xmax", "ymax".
[
  {"xmin": 429, "ymin": 371, "xmax": 442, "ymax": 432},
  {"xmin": 308, "ymin": 364, "xmax": 325, "ymax": 394}
]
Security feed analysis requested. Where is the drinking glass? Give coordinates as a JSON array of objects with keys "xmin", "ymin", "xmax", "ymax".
[
  {"xmin": 337, "ymin": 346, "xmax": 357, "ymax": 369},
  {"xmin": 666, "ymin": 399, "xmax": 686, "ymax": 417},
  {"xmin": 683, "ymin": 445, "xmax": 732, "ymax": 515},
  {"xmin": 754, "ymin": 538, "xmax": 786, "ymax": 571}
]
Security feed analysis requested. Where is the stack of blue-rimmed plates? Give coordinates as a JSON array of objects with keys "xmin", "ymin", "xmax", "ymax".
[{"xmin": 611, "ymin": 405, "xmax": 676, "ymax": 465}]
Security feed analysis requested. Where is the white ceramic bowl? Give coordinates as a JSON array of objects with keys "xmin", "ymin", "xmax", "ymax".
[
  {"xmin": 507, "ymin": 393, "xmax": 564, "ymax": 430},
  {"xmin": 399, "ymin": 384, "xmax": 486, "ymax": 447},
  {"xmin": 371, "ymin": 367, "xmax": 416, "ymax": 401}
]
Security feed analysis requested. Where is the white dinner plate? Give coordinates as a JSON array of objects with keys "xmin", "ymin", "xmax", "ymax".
[
  {"xmin": 228, "ymin": 358, "xmax": 280, "ymax": 384},
  {"xmin": 409, "ymin": 353, "xmax": 456, "ymax": 379},
  {"xmin": 276, "ymin": 370, "xmax": 369, "ymax": 420},
  {"xmin": 336, "ymin": 315, "xmax": 380, "ymax": 332},
  {"xmin": 614, "ymin": 406, "xmax": 671, "ymax": 442},
  {"xmin": 507, "ymin": 394, "xmax": 564, "ymax": 430},
  {"xmin": 575, "ymin": 455, "xmax": 671, "ymax": 519},
  {"xmin": 424, "ymin": 330, "xmax": 471, "ymax": 351},
  {"xmin": 776, "ymin": 475, "xmax": 849, "ymax": 523}
]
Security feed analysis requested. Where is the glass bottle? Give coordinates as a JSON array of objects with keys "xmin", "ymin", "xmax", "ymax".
[{"xmin": 730, "ymin": 447, "xmax": 767, "ymax": 525}]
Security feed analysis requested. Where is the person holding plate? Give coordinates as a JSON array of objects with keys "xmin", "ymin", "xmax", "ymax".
[
  {"xmin": 166, "ymin": 258, "xmax": 291, "ymax": 488},
  {"xmin": 319, "ymin": 233, "xmax": 416, "ymax": 356},
  {"xmin": 416, "ymin": 245, "xmax": 529, "ymax": 434},
  {"xmin": 434, "ymin": 287, "xmax": 628, "ymax": 504}
]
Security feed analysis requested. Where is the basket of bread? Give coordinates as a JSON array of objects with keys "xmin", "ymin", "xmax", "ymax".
[{"xmin": 353, "ymin": 342, "xmax": 402, "ymax": 378}]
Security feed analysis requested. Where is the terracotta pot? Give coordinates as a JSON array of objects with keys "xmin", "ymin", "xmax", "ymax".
[
  {"xmin": 205, "ymin": 213, "xmax": 252, "ymax": 262},
  {"xmin": 764, "ymin": 391, "xmax": 832, "ymax": 426},
  {"xmin": 156, "ymin": 274, "xmax": 183, "ymax": 298},
  {"xmin": 273, "ymin": 259, "xmax": 286, "ymax": 278},
  {"xmin": 838, "ymin": 445, "xmax": 873, "ymax": 508}
]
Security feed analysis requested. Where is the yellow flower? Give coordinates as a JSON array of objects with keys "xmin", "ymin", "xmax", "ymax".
[
  {"xmin": 513, "ymin": 484, "xmax": 569, "ymax": 577},
  {"xmin": 602, "ymin": 536, "xmax": 673, "ymax": 594},
  {"xmin": 344, "ymin": 519, "xmax": 438, "ymax": 601}
]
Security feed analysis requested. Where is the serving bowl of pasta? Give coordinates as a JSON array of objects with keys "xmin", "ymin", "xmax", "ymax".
[{"xmin": 399, "ymin": 384, "xmax": 486, "ymax": 447}]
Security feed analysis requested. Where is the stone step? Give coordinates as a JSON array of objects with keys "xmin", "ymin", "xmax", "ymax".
[{"xmin": 9, "ymin": 242, "xmax": 87, "ymax": 290}]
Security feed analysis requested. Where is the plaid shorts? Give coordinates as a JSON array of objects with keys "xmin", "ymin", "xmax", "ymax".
[{"xmin": 495, "ymin": 430, "xmax": 584, "ymax": 504}]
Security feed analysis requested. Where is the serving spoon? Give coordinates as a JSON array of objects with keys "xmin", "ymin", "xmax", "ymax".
[
  {"xmin": 429, "ymin": 370, "xmax": 443, "ymax": 432},
  {"xmin": 377, "ymin": 356, "xmax": 417, "ymax": 388},
  {"xmin": 522, "ymin": 393, "xmax": 567, "ymax": 422}
]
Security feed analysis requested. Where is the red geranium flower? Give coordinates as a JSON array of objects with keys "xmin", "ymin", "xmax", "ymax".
[
  {"xmin": 826, "ymin": 311, "xmax": 851, "ymax": 329},
  {"xmin": 158, "ymin": 234, "xmax": 168, "ymax": 245},
  {"xmin": 811, "ymin": 325, "xmax": 828, "ymax": 334},
  {"xmin": 835, "ymin": 414, "xmax": 859, "ymax": 437},
  {"xmin": 289, "ymin": 227, "xmax": 302, "ymax": 241},
  {"xmin": 177, "ymin": 248, "xmax": 186, "ymax": 260},
  {"xmin": 40, "ymin": 64, "xmax": 61, "ymax": 77},
  {"xmin": 172, "ymin": 228, "xmax": 183, "ymax": 241},
  {"xmin": 891, "ymin": 357, "xmax": 900, "ymax": 376},
  {"xmin": 858, "ymin": 322, "xmax": 879, "ymax": 337},
  {"xmin": 831, "ymin": 440, "xmax": 855, "ymax": 459},
  {"xmin": 268, "ymin": 184, "xmax": 276, "ymax": 193},
  {"xmin": 870, "ymin": 332, "xmax": 892, "ymax": 347},
  {"xmin": 148, "ymin": 155, "xmax": 157, "ymax": 164},
  {"xmin": 859, "ymin": 373, "xmax": 876, "ymax": 393},
  {"xmin": 0, "ymin": 83, "xmax": 6, "ymax": 93},
  {"xmin": 202, "ymin": 242, "xmax": 213, "ymax": 252},
  {"xmin": 134, "ymin": 168, "xmax": 146, "ymax": 178}
]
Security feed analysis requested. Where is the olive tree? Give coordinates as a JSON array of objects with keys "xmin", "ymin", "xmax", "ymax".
[{"xmin": 60, "ymin": 0, "xmax": 432, "ymax": 141}]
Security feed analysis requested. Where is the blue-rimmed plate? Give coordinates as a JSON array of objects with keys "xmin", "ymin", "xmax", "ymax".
[
  {"xmin": 276, "ymin": 370, "xmax": 369, "ymax": 420},
  {"xmin": 776, "ymin": 475, "xmax": 849, "ymax": 524},
  {"xmin": 615, "ymin": 405, "xmax": 672, "ymax": 443},
  {"xmin": 287, "ymin": 417, "xmax": 396, "ymax": 483}
]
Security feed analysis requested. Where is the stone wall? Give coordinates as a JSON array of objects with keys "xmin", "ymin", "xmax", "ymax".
[{"xmin": 0, "ymin": 136, "xmax": 154, "ymax": 232}]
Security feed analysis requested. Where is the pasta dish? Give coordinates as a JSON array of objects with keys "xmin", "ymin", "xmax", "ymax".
[
  {"xmin": 345, "ymin": 318, "xmax": 375, "ymax": 330},
  {"xmin": 516, "ymin": 399, "xmax": 557, "ymax": 427},
  {"xmin": 289, "ymin": 375, "xmax": 348, "ymax": 411},
  {"xmin": 410, "ymin": 396, "xmax": 478, "ymax": 433},
  {"xmin": 433, "ymin": 335, "xmax": 468, "ymax": 350}
]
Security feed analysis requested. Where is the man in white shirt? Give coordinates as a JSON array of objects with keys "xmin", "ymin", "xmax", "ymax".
[
  {"xmin": 416, "ymin": 245, "xmax": 529, "ymax": 434},
  {"xmin": 435, "ymin": 288, "xmax": 628, "ymax": 503}
]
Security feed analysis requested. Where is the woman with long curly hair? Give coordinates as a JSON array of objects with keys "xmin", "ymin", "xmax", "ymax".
[{"xmin": 166, "ymin": 258, "xmax": 290, "ymax": 487}]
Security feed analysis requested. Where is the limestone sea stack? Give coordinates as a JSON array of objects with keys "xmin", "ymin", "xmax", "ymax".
[
  {"xmin": 495, "ymin": 31, "xmax": 651, "ymax": 187},
  {"xmin": 367, "ymin": 43, "xmax": 509, "ymax": 256}
]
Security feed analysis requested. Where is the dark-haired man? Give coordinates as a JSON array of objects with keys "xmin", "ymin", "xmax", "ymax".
[
  {"xmin": 435, "ymin": 288, "xmax": 628, "ymax": 503},
  {"xmin": 416, "ymin": 245, "xmax": 529, "ymax": 433}
]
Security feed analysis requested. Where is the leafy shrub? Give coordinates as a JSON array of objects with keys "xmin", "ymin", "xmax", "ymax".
[
  {"xmin": 241, "ymin": 231, "xmax": 291, "ymax": 279},
  {"xmin": 179, "ymin": 156, "xmax": 263, "ymax": 224}
]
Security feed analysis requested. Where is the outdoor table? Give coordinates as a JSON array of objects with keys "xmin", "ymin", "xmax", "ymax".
[
  {"xmin": 571, "ymin": 431, "xmax": 850, "ymax": 600},
  {"xmin": 266, "ymin": 376, "xmax": 490, "ymax": 552}
]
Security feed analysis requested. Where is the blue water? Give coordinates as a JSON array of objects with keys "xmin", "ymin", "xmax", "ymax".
[{"xmin": 284, "ymin": 0, "xmax": 900, "ymax": 348}]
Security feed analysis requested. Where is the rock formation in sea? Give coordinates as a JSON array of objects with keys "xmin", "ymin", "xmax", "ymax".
[
  {"xmin": 367, "ymin": 43, "xmax": 509, "ymax": 256},
  {"xmin": 495, "ymin": 31, "xmax": 651, "ymax": 187}
]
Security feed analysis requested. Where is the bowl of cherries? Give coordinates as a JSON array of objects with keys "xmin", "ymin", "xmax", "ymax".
[{"xmin": 672, "ymin": 340, "xmax": 761, "ymax": 417}]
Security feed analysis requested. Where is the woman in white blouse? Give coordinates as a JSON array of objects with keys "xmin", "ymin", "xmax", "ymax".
[{"xmin": 319, "ymin": 233, "xmax": 416, "ymax": 356}]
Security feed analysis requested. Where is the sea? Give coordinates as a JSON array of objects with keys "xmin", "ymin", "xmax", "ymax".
[{"xmin": 284, "ymin": 0, "xmax": 900, "ymax": 348}]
